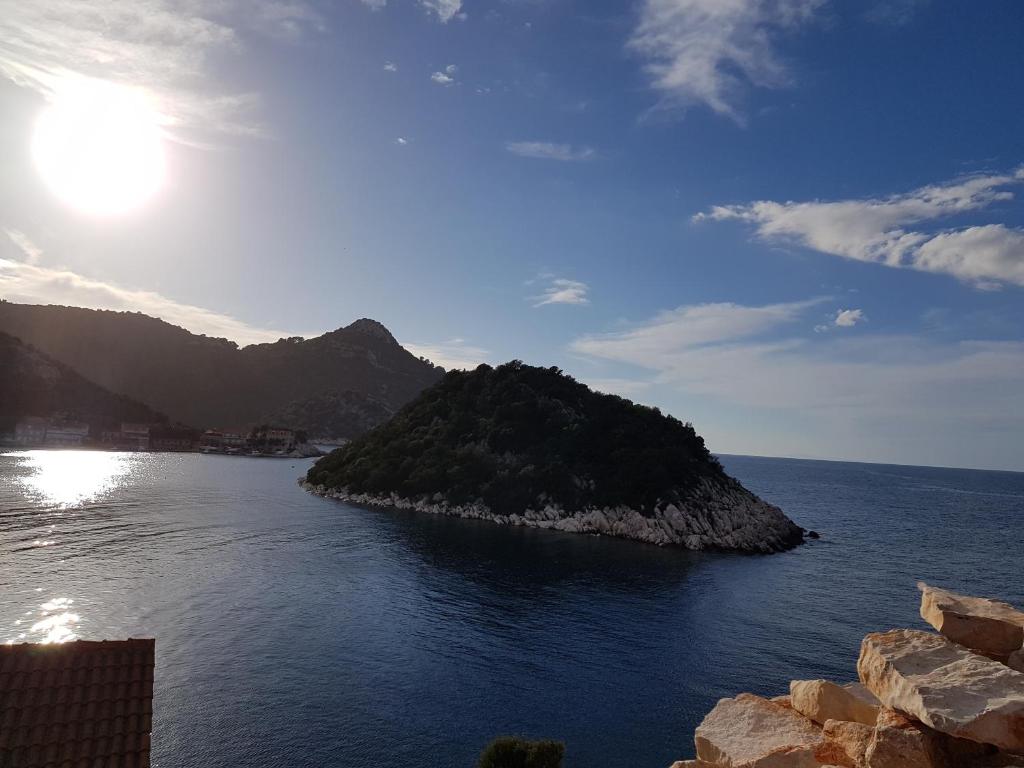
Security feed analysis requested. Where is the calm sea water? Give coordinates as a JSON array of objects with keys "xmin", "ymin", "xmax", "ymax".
[{"xmin": 1, "ymin": 450, "xmax": 1021, "ymax": 767}]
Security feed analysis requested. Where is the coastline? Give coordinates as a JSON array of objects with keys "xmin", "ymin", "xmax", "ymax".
[{"xmin": 300, "ymin": 477, "xmax": 805, "ymax": 553}]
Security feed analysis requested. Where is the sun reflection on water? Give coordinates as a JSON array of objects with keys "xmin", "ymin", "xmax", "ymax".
[
  {"xmin": 18, "ymin": 450, "xmax": 135, "ymax": 507},
  {"xmin": 6, "ymin": 597, "xmax": 80, "ymax": 644}
]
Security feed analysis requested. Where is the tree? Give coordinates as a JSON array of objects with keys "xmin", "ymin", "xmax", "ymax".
[{"xmin": 477, "ymin": 737, "xmax": 564, "ymax": 768}]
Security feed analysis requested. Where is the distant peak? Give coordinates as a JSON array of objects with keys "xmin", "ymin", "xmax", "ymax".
[{"xmin": 345, "ymin": 318, "xmax": 398, "ymax": 345}]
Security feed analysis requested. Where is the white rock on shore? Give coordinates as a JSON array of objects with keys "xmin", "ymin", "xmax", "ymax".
[
  {"xmin": 670, "ymin": 583, "xmax": 1024, "ymax": 768},
  {"xmin": 918, "ymin": 582, "xmax": 1024, "ymax": 662},
  {"xmin": 857, "ymin": 629, "xmax": 1024, "ymax": 753},
  {"xmin": 789, "ymin": 680, "xmax": 879, "ymax": 727},
  {"xmin": 301, "ymin": 475, "xmax": 804, "ymax": 553},
  {"xmin": 693, "ymin": 693, "xmax": 824, "ymax": 767}
]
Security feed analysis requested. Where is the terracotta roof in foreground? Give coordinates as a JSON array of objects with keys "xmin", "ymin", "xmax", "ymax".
[{"xmin": 0, "ymin": 638, "xmax": 155, "ymax": 768}]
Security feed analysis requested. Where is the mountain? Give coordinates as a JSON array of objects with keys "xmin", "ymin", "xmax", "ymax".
[
  {"xmin": 0, "ymin": 332, "xmax": 166, "ymax": 434},
  {"xmin": 305, "ymin": 361, "xmax": 805, "ymax": 553},
  {"xmin": 0, "ymin": 302, "xmax": 444, "ymax": 437}
]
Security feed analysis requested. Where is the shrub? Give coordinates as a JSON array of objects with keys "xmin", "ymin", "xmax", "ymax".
[{"xmin": 477, "ymin": 736, "xmax": 565, "ymax": 768}]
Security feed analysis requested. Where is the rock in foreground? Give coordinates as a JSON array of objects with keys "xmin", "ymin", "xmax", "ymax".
[
  {"xmin": 694, "ymin": 693, "xmax": 823, "ymax": 767},
  {"xmin": 789, "ymin": 680, "xmax": 879, "ymax": 727},
  {"xmin": 671, "ymin": 583, "xmax": 1024, "ymax": 768},
  {"xmin": 918, "ymin": 582, "xmax": 1024, "ymax": 662},
  {"xmin": 305, "ymin": 361, "xmax": 805, "ymax": 553},
  {"xmin": 857, "ymin": 629, "xmax": 1024, "ymax": 753}
]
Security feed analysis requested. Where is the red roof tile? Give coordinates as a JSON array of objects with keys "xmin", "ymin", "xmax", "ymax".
[{"xmin": 0, "ymin": 639, "xmax": 154, "ymax": 768}]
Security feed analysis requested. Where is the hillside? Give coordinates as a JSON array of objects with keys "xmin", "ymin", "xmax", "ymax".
[
  {"xmin": 0, "ymin": 302, "xmax": 443, "ymax": 437},
  {"xmin": 305, "ymin": 361, "xmax": 805, "ymax": 553},
  {"xmin": 0, "ymin": 332, "xmax": 166, "ymax": 434}
]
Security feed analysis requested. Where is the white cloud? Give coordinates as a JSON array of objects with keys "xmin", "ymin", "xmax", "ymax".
[
  {"xmin": 0, "ymin": 0, "xmax": 323, "ymax": 140},
  {"xmin": 431, "ymin": 64, "xmax": 458, "ymax": 85},
  {"xmin": 505, "ymin": 141, "xmax": 595, "ymax": 162},
  {"xmin": 384, "ymin": 61, "xmax": 398, "ymax": 72},
  {"xmin": 628, "ymin": 0, "xmax": 825, "ymax": 122},
  {"xmin": 573, "ymin": 298, "xmax": 822, "ymax": 357},
  {"xmin": 395, "ymin": 137, "xmax": 408, "ymax": 145},
  {"xmin": 0, "ymin": 258, "xmax": 299, "ymax": 345},
  {"xmin": 421, "ymin": 0, "xmax": 463, "ymax": 23},
  {"xmin": 697, "ymin": 167, "xmax": 1024, "ymax": 288},
  {"xmin": 834, "ymin": 308, "xmax": 865, "ymax": 327},
  {"xmin": 532, "ymin": 277, "xmax": 590, "ymax": 307},
  {"xmin": 403, "ymin": 338, "xmax": 489, "ymax": 370},
  {"xmin": 362, "ymin": 0, "xmax": 388, "ymax": 9},
  {"xmin": 4, "ymin": 229, "xmax": 42, "ymax": 264},
  {"xmin": 571, "ymin": 298, "xmax": 1024, "ymax": 468}
]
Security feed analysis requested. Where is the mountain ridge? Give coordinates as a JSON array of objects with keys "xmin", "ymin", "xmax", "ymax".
[{"xmin": 0, "ymin": 301, "xmax": 443, "ymax": 437}]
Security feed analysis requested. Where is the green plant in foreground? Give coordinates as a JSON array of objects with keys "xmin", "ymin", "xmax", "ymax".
[{"xmin": 477, "ymin": 736, "xmax": 565, "ymax": 768}]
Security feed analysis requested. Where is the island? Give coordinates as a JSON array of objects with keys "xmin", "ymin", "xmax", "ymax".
[{"xmin": 304, "ymin": 361, "xmax": 805, "ymax": 553}]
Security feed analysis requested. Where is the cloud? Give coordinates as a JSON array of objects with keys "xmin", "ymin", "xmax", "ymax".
[
  {"xmin": 573, "ymin": 298, "xmax": 823, "ymax": 357},
  {"xmin": 0, "ymin": 258, "xmax": 299, "ymax": 345},
  {"xmin": 431, "ymin": 64, "xmax": 458, "ymax": 85},
  {"xmin": 834, "ymin": 308, "xmax": 865, "ymax": 327},
  {"xmin": 865, "ymin": 0, "xmax": 928, "ymax": 26},
  {"xmin": 697, "ymin": 167, "xmax": 1024, "ymax": 288},
  {"xmin": 815, "ymin": 307, "xmax": 865, "ymax": 332},
  {"xmin": 532, "ymin": 277, "xmax": 590, "ymax": 307},
  {"xmin": 395, "ymin": 137, "xmax": 408, "ymax": 145},
  {"xmin": 505, "ymin": 141, "xmax": 595, "ymax": 162},
  {"xmin": 421, "ymin": 0, "xmax": 463, "ymax": 23},
  {"xmin": 362, "ymin": 0, "xmax": 388, "ymax": 9},
  {"xmin": 0, "ymin": 0, "xmax": 323, "ymax": 141},
  {"xmin": 403, "ymin": 338, "xmax": 489, "ymax": 370},
  {"xmin": 384, "ymin": 61, "xmax": 398, "ymax": 72},
  {"xmin": 570, "ymin": 298, "xmax": 1024, "ymax": 467},
  {"xmin": 628, "ymin": 0, "xmax": 825, "ymax": 122},
  {"xmin": 4, "ymin": 229, "xmax": 42, "ymax": 264}
]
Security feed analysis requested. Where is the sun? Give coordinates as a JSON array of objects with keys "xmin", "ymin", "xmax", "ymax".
[{"xmin": 32, "ymin": 79, "xmax": 166, "ymax": 216}]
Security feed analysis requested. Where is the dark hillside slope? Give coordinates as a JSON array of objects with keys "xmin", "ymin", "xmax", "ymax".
[
  {"xmin": 0, "ymin": 302, "xmax": 442, "ymax": 434},
  {"xmin": 0, "ymin": 332, "xmax": 165, "ymax": 434}
]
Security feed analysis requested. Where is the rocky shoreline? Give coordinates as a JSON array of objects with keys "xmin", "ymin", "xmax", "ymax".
[
  {"xmin": 300, "ymin": 475, "xmax": 805, "ymax": 553},
  {"xmin": 672, "ymin": 582, "xmax": 1024, "ymax": 767}
]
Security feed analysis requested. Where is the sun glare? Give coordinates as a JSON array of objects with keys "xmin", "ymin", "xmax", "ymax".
[{"xmin": 32, "ymin": 79, "xmax": 165, "ymax": 216}]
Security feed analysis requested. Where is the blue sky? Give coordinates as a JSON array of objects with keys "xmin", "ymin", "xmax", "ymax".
[{"xmin": 1, "ymin": 0, "xmax": 1023, "ymax": 470}]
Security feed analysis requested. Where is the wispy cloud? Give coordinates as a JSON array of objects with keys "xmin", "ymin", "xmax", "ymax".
[
  {"xmin": 431, "ymin": 64, "xmax": 458, "ymax": 85},
  {"xmin": 697, "ymin": 167, "xmax": 1024, "ymax": 288},
  {"xmin": 404, "ymin": 338, "xmax": 489, "ymax": 370},
  {"xmin": 0, "ymin": 0, "xmax": 323, "ymax": 141},
  {"xmin": 362, "ymin": 0, "xmax": 388, "ymax": 10},
  {"xmin": 628, "ymin": 0, "xmax": 825, "ymax": 122},
  {"xmin": 532, "ymin": 277, "xmax": 590, "ymax": 307},
  {"xmin": 4, "ymin": 229, "xmax": 42, "ymax": 264},
  {"xmin": 0, "ymin": 258, "xmax": 299, "ymax": 345},
  {"xmin": 421, "ymin": 0, "xmax": 464, "ymax": 23},
  {"xmin": 384, "ymin": 60, "xmax": 398, "ymax": 72},
  {"xmin": 571, "ymin": 298, "xmax": 1024, "ymax": 467},
  {"xmin": 505, "ymin": 141, "xmax": 595, "ymax": 162}
]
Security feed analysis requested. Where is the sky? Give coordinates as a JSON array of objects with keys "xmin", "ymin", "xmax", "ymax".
[{"xmin": 1, "ymin": 0, "xmax": 1023, "ymax": 471}]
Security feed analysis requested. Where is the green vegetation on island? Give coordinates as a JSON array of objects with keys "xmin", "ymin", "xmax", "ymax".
[
  {"xmin": 308, "ymin": 361, "xmax": 725, "ymax": 516},
  {"xmin": 307, "ymin": 361, "xmax": 806, "ymax": 552}
]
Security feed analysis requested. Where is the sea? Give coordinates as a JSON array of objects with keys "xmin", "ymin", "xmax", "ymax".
[{"xmin": 1, "ymin": 450, "xmax": 1021, "ymax": 767}]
